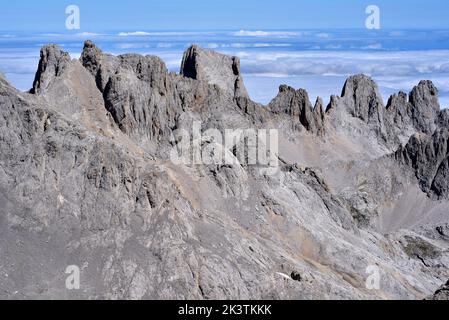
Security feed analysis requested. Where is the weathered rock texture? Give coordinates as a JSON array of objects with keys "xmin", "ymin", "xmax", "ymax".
[
  {"xmin": 268, "ymin": 85, "xmax": 324, "ymax": 134},
  {"xmin": 429, "ymin": 279, "xmax": 449, "ymax": 300},
  {"xmin": 0, "ymin": 42, "xmax": 448, "ymax": 300},
  {"xmin": 181, "ymin": 45, "xmax": 248, "ymax": 99}
]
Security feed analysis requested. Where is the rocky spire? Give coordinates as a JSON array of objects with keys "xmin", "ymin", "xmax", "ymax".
[
  {"xmin": 396, "ymin": 108, "xmax": 449, "ymax": 199},
  {"xmin": 340, "ymin": 74, "xmax": 385, "ymax": 126},
  {"xmin": 313, "ymin": 97, "xmax": 325, "ymax": 133},
  {"xmin": 382, "ymin": 80, "xmax": 441, "ymax": 149},
  {"xmin": 325, "ymin": 95, "xmax": 340, "ymax": 113},
  {"xmin": 322, "ymin": 74, "xmax": 391, "ymax": 142},
  {"xmin": 31, "ymin": 44, "xmax": 71, "ymax": 94},
  {"xmin": 80, "ymin": 41, "xmax": 178, "ymax": 142},
  {"xmin": 180, "ymin": 45, "xmax": 248, "ymax": 99},
  {"xmin": 386, "ymin": 91, "xmax": 410, "ymax": 128},
  {"xmin": 80, "ymin": 40, "xmax": 103, "ymax": 77},
  {"xmin": 408, "ymin": 80, "xmax": 440, "ymax": 134},
  {"xmin": 391, "ymin": 81, "xmax": 449, "ymax": 199},
  {"xmin": 268, "ymin": 85, "xmax": 323, "ymax": 134},
  {"xmin": 80, "ymin": 40, "xmax": 118, "ymax": 92}
]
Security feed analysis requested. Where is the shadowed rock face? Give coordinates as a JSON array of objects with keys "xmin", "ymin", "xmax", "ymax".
[
  {"xmin": 80, "ymin": 41, "xmax": 181, "ymax": 143},
  {"xmin": 0, "ymin": 42, "xmax": 449, "ymax": 300},
  {"xmin": 181, "ymin": 45, "xmax": 248, "ymax": 99},
  {"xmin": 387, "ymin": 81, "xmax": 440, "ymax": 136},
  {"xmin": 31, "ymin": 44, "xmax": 71, "ymax": 94},
  {"xmin": 268, "ymin": 85, "xmax": 324, "ymax": 134},
  {"xmin": 409, "ymin": 80, "xmax": 440, "ymax": 134},
  {"xmin": 392, "ymin": 85, "xmax": 449, "ymax": 200},
  {"xmin": 397, "ymin": 121, "xmax": 449, "ymax": 199},
  {"xmin": 340, "ymin": 74, "xmax": 385, "ymax": 126},
  {"xmin": 437, "ymin": 109, "xmax": 449, "ymax": 127},
  {"xmin": 386, "ymin": 92, "xmax": 411, "ymax": 128},
  {"xmin": 429, "ymin": 280, "xmax": 449, "ymax": 300}
]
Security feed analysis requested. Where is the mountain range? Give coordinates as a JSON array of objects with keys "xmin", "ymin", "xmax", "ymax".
[{"xmin": 0, "ymin": 41, "xmax": 448, "ymax": 299}]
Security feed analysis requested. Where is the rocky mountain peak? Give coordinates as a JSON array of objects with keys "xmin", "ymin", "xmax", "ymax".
[
  {"xmin": 340, "ymin": 74, "xmax": 384, "ymax": 123},
  {"xmin": 408, "ymin": 80, "xmax": 440, "ymax": 134},
  {"xmin": 386, "ymin": 91, "xmax": 412, "ymax": 130},
  {"xmin": 31, "ymin": 44, "xmax": 71, "ymax": 94},
  {"xmin": 80, "ymin": 40, "xmax": 103, "ymax": 76},
  {"xmin": 313, "ymin": 96, "xmax": 325, "ymax": 119},
  {"xmin": 268, "ymin": 85, "xmax": 324, "ymax": 134},
  {"xmin": 386, "ymin": 91, "xmax": 408, "ymax": 109},
  {"xmin": 180, "ymin": 45, "xmax": 248, "ymax": 99},
  {"xmin": 410, "ymin": 80, "xmax": 440, "ymax": 111}
]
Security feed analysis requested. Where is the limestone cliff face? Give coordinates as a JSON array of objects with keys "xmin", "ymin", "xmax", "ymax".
[
  {"xmin": 0, "ymin": 42, "xmax": 448, "ymax": 300},
  {"xmin": 181, "ymin": 45, "xmax": 249, "ymax": 99},
  {"xmin": 429, "ymin": 280, "xmax": 449, "ymax": 300},
  {"xmin": 268, "ymin": 85, "xmax": 324, "ymax": 134},
  {"xmin": 340, "ymin": 74, "xmax": 385, "ymax": 126},
  {"xmin": 80, "ymin": 41, "xmax": 180, "ymax": 143},
  {"xmin": 31, "ymin": 44, "xmax": 71, "ymax": 94},
  {"xmin": 396, "ymin": 114, "xmax": 449, "ymax": 199},
  {"xmin": 409, "ymin": 80, "xmax": 440, "ymax": 134}
]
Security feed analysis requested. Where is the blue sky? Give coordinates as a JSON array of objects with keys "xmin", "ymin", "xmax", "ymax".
[{"xmin": 1, "ymin": 0, "xmax": 449, "ymax": 31}]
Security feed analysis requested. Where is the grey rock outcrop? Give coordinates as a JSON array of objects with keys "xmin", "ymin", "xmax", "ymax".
[
  {"xmin": 429, "ymin": 280, "xmax": 449, "ymax": 300},
  {"xmin": 409, "ymin": 80, "xmax": 440, "ymax": 134},
  {"xmin": 437, "ymin": 109, "xmax": 449, "ymax": 128},
  {"xmin": 386, "ymin": 92, "xmax": 410, "ymax": 127},
  {"xmin": 396, "ymin": 106, "xmax": 449, "ymax": 199},
  {"xmin": 31, "ymin": 44, "xmax": 71, "ymax": 94},
  {"xmin": 268, "ymin": 85, "xmax": 324, "ymax": 134},
  {"xmin": 324, "ymin": 75, "xmax": 441, "ymax": 151},
  {"xmin": 313, "ymin": 97, "xmax": 325, "ymax": 128},
  {"xmin": 386, "ymin": 81, "xmax": 440, "ymax": 138},
  {"xmin": 340, "ymin": 74, "xmax": 385, "ymax": 127},
  {"xmin": 1, "ymin": 42, "xmax": 449, "ymax": 300},
  {"xmin": 323, "ymin": 74, "xmax": 391, "ymax": 146},
  {"xmin": 181, "ymin": 45, "xmax": 248, "ymax": 99},
  {"xmin": 80, "ymin": 41, "xmax": 181, "ymax": 144}
]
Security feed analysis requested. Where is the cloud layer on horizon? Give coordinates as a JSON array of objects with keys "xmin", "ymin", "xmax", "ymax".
[{"xmin": 2, "ymin": 30, "xmax": 449, "ymax": 107}]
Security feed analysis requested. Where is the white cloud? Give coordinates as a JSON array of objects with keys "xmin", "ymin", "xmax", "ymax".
[
  {"xmin": 233, "ymin": 30, "xmax": 299, "ymax": 37},
  {"xmin": 389, "ymin": 31, "xmax": 405, "ymax": 37},
  {"xmin": 118, "ymin": 31, "xmax": 212, "ymax": 37},
  {"xmin": 325, "ymin": 44, "xmax": 342, "ymax": 50},
  {"xmin": 118, "ymin": 31, "xmax": 152, "ymax": 37},
  {"xmin": 207, "ymin": 43, "xmax": 220, "ymax": 49},
  {"xmin": 3, "ymin": 32, "xmax": 449, "ymax": 107},
  {"xmin": 157, "ymin": 43, "xmax": 174, "ymax": 48},
  {"xmin": 39, "ymin": 33, "xmax": 62, "ymax": 37},
  {"xmin": 116, "ymin": 43, "xmax": 150, "ymax": 49},
  {"xmin": 230, "ymin": 43, "xmax": 247, "ymax": 48},
  {"xmin": 76, "ymin": 32, "xmax": 104, "ymax": 37},
  {"xmin": 362, "ymin": 43, "xmax": 383, "ymax": 50},
  {"xmin": 206, "ymin": 43, "xmax": 292, "ymax": 49},
  {"xmin": 253, "ymin": 43, "xmax": 291, "ymax": 48},
  {"xmin": 234, "ymin": 50, "xmax": 449, "ymax": 80}
]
